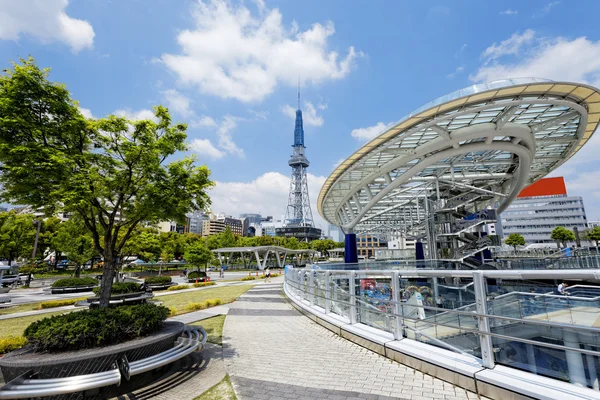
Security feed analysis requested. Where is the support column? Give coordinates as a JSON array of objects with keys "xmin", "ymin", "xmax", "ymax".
[
  {"xmin": 262, "ymin": 250, "xmax": 270, "ymax": 270},
  {"xmin": 585, "ymin": 345, "xmax": 599, "ymax": 390},
  {"xmin": 473, "ymin": 271, "xmax": 494, "ymax": 368},
  {"xmin": 254, "ymin": 251, "xmax": 261, "ymax": 269},
  {"xmin": 349, "ymin": 271, "xmax": 357, "ymax": 324},
  {"xmin": 526, "ymin": 344, "xmax": 537, "ymax": 375},
  {"xmin": 275, "ymin": 251, "xmax": 283, "ymax": 268},
  {"xmin": 564, "ymin": 331, "xmax": 587, "ymax": 387},
  {"xmin": 324, "ymin": 272, "xmax": 331, "ymax": 314},
  {"xmin": 392, "ymin": 271, "xmax": 403, "ymax": 340},
  {"xmin": 344, "ymin": 232, "xmax": 358, "ymax": 263}
]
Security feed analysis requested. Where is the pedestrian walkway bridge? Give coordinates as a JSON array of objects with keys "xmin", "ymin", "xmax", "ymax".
[{"xmin": 285, "ymin": 267, "xmax": 600, "ymax": 399}]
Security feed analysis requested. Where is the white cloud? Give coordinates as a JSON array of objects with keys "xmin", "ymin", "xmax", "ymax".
[
  {"xmin": 333, "ymin": 158, "xmax": 344, "ymax": 169},
  {"xmin": 351, "ymin": 122, "xmax": 390, "ymax": 141},
  {"xmin": 472, "ymin": 32, "xmax": 600, "ymax": 88},
  {"xmin": 191, "ymin": 115, "xmax": 218, "ymax": 128},
  {"xmin": 500, "ymin": 9, "xmax": 518, "ymax": 15},
  {"xmin": 79, "ymin": 107, "xmax": 94, "ymax": 119},
  {"xmin": 159, "ymin": 0, "xmax": 362, "ymax": 102},
  {"xmin": 0, "ymin": 0, "xmax": 94, "ymax": 52},
  {"xmin": 163, "ymin": 89, "xmax": 193, "ymax": 118},
  {"xmin": 189, "ymin": 138, "xmax": 225, "ymax": 159},
  {"xmin": 281, "ymin": 101, "xmax": 324, "ymax": 127},
  {"xmin": 114, "ymin": 108, "xmax": 157, "ymax": 121},
  {"xmin": 217, "ymin": 116, "xmax": 244, "ymax": 158},
  {"xmin": 534, "ymin": 1, "xmax": 560, "ymax": 17},
  {"xmin": 454, "ymin": 43, "xmax": 467, "ymax": 59},
  {"xmin": 446, "ymin": 66, "xmax": 464, "ymax": 79},
  {"xmin": 481, "ymin": 29, "xmax": 535, "ymax": 63},
  {"xmin": 210, "ymin": 171, "xmax": 328, "ymax": 229}
]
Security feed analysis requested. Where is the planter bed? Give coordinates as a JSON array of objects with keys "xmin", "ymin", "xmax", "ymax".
[
  {"xmin": 147, "ymin": 282, "xmax": 177, "ymax": 291},
  {"xmin": 51, "ymin": 285, "xmax": 97, "ymax": 294},
  {"xmin": 83, "ymin": 291, "xmax": 154, "ymax": 308},
  {"xmin": 0, "ymin": 321, "xmax": 186, "ymax": 399}
]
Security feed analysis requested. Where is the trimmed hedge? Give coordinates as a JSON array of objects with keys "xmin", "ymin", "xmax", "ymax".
[
  {"xmin": 184, "ymin": 298, "xmax": 222, "ymax": 312},
  {"xmin": 258, "ymin": 273, "xmax": 280, "ymax": 279},
  {"xmin": 38, "ymin": 298, "xmax": 85, "ymax": 309},
  {"xmin": 52, "ymin": 277, "xmax": 97, "ymax": 288},
  {"xmin": 92, "ymin": 282, "xmax": 141, "ymax": 295},
  {"xmin": 192, "ymin": 282, "xmax": 216, "ymax": 288},
  {"xmin": 24, "ymin": 304, "xmax": 169, "ymax": 352},
  {"xmin": 145, "ymin": 276, "xmax": 172, "ymax": 285},
  {"xmin": 188, "ymin": 271, "xmax": 207, "ymax": 279},
  {"xmin": 241, "ymin": 276, "xmax": 256, "ymax": 281},
  {"xmin": 167, "ymin": 284, "xmax": 189, "ymax": 291},
  {"xmin": 0, "ymin": 336, "xmax": 27, "ymax": 354}
]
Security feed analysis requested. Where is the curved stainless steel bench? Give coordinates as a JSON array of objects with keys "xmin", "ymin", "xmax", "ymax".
[{"xmin": 0, "ymin": 325, "xmax": 206, "ymax": 399}]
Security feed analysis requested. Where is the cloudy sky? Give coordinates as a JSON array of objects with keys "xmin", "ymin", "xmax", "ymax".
[{"xmin": 2, "ymin": 0, "xmax": 600, "ymax": 228}]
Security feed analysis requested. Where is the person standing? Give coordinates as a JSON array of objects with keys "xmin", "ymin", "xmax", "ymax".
[
  {"xmin": 220, "ymin": 265, "xmax": 224, "ymax": 278},
  {"xmin": 436, "ymin": 295, "xmax": 444, "ymax": 310},
  {"xmin": 265, "ymin": 268, "xmax": 271, "ymax": 283},
  {"xmin": 558, "ymin": 281, "xmax": 568, "ymax": 295}
]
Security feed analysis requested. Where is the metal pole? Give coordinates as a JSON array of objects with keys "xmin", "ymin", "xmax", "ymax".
[
  {"xmin": 325, "ymin": 272, "xmax": 331, "ymax": 314},
  {"xmin": 473, "ymin": 271, "xmax": 494, "ymax": 368},
  {"xmin": 349, "ymin": 271, "xmax": 357, "ymax": 324},
  {"xmin": 392, "ymin": 271, "xmax": 403, "ymax": 340}
]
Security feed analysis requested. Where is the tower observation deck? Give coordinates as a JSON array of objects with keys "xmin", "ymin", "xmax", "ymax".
[{"xmin": 277, "ymin": 93, "xmax": 322, "ymax": 241}]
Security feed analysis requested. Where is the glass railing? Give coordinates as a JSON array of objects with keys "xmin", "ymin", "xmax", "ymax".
[{"xmin": 284, "ymin": 267, "xmax": 600, "ymax": 391}]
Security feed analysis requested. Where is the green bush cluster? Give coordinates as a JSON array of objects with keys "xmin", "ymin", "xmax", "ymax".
[
  {"xmin": 0, "ymin": 336, "xmax": 27, "ymax": 354},
  {"xmin": 241, "ymin": 276, "xmax": 256, "ymax": 281},
  {"xmin": 92, "ymin": 282, "xmax": 141, "ymax": 296},
  {"xmin": 184, "ymin": 298, "xmax": 222, "ymax": 312},
  {"xmin": 52, "ymin": 277, "xmax": 97, "ymax": 288},
  {"xmin": 188, "ymin": 271, "xmax": 207, "ymax": 279},
  {"xmin": 24, "ymin": 304, "xmax": 169, "ymax": 352},
  {"xmin": 257, "ymin": 273, "xmax": 280, "ymax": 279},
  {"xmin": 192, "ymin": 282, "xmax": 216, "ymax": 288},
  {"xmin": 39, "ymin": 298, "xmax": 84, "ymax": 309},
  {"xmin": 167, "ymin": 284, "xmax": 189, "ymax": 291},
  {"xmin": 144, "ymin": 276, "xmax": 172, "ymax": 285}
]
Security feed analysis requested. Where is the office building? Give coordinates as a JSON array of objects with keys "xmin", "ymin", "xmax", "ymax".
[
  {"xmin": 239, "ymin": 213, "xmax": 262, "ymax": 225},
  {"xmin": 202, "ymin": 219, "xmax": 226, "ymax": 236},
  {"xmin": 500, "ymin": 177, "xmax": 588, "ymax": 245},
  {"xmin": 356, "ymin": 234, "xmax": 387, "ymax": 259}
]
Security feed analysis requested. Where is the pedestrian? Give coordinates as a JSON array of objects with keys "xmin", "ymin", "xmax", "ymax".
[
  {"xmin": 220, "ymin": 265, "xmax": 224, "ymax": 278},
  {"xmin": 265, "ymin": 268, "xmax": 271, "ymax": 283},
  {"xmin": 183, "ymin": 268, "xmax": 187, "ymax": 277},
  {"xmin": 557, "ymin": 281, "xmax": 568, "ymax": 296},
  {"xmin": 436, "ymin": 295, "xmax": 444, "ymax": 311}
]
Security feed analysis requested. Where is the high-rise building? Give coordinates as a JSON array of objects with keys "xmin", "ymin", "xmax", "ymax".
[
  {"xmin": 500, "ymin": 177, "xmax": 588, "ymax": 245},
  {"xmin": 239, "ymin": 213, "xmax": 262, "ymax": 225},
  {"xmin": 356, "ymin": 234, "xmax": 387, "ymax": 259},
  {"xmin": 276, "ymin": 92, "xmax": 321, "ymax": 241}
]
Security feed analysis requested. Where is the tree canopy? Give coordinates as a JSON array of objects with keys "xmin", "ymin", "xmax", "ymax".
[
  {"xmin": 588, "ymin": 226, "xmax": 600, "ymax": 247},
  {"xmin": 0, "ymin": 211, "xmax": 36, "ymax": 265},
  {"xmin": 504, "ymin": 233, "xmax": 525, "ymax": 251},
  {"xmin": 550, "ymin": 226, "xmax": 575, "ymax": 248},
  {"xmin": 0, "ymin": 58, "xmax": 214, "ymax": 306}
]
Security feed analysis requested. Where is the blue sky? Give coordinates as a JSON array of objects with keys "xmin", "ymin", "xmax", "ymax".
[{"xmin": 2, "ymin": 0, "xmax": 600, "ymax": 229}]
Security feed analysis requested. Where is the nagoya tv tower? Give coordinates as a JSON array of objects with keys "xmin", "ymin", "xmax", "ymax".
[{"xmin": 277, "ymin": 89, "xmax": 322, "ymax": 241}]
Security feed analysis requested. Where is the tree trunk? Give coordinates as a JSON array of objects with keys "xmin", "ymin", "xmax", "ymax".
[
  {"xmin": 98, "ymin": 253, "xmax": 116, "ymax": 308},
  {"xmin": 74, "ymin": 265, "xmax": 81, "ymax": 278}
]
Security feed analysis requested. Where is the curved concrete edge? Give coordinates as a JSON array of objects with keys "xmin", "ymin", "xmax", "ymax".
[{"xmin": 284, "ymin": 283, "xmax": 600, "ymax": 400}]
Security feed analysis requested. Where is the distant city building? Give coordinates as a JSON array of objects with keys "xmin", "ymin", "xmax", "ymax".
[
  {"xmin": 356, "ymin": 234, "xmax": 387, "ymax": 259},
  {"xmin": 500, "ymin": 177, "xmax": 588, "ymax": 245},
  {"xmin": 239, "ymin": 213, "xmax": 262, "ymax": 225},
  {"xmin": 202, "ymin": 215, "xmax": 245, "ymax": 236},
  {"xmin": 387, "ymin": 236, "xmax": 416, "ymax": 250},
  {"xmin": 328, "ymin": 225, "xmax": 344, "ymax": 242},
  {"xmin": 588, "ymin": 221, "xmax": 600, "ymax": 229},
  {"xmin": 202, "ymin": 219, "xmax": 226, "ymax": 236},
  {"xmin": 186, "ymin": 211, "xmax": 208, "ymax": 235}
]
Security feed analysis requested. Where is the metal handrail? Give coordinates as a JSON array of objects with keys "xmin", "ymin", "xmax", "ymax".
[
  {"xmin": 286, "ymin": 270, "xmax": 600, "ymax": 359},
  {"xmin": 0, "ymin": 325, "xmax": 206, "ymax": 399}
]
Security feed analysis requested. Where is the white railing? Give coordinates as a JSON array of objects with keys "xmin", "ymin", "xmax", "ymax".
[{"xmin": 285, "ymin": 267, "xmax": 600, "ymax": 391}]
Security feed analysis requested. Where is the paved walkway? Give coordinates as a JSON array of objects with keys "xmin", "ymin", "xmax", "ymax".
[{"xmin": 223, "ymin": 280, "xmax": 483, "ymax": 400}]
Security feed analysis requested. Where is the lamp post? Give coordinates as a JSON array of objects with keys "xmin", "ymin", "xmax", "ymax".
[{"xmin": 28, "ymin": 219, "xmax": 42, "ymax": 287}]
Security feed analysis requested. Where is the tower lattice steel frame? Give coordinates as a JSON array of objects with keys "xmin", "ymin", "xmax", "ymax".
[{"xmin": 284, "ymin": 97, "xmax": 315, "ymax": 228}]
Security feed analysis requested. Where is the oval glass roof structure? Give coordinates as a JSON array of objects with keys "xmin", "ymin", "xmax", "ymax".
[{"xmin": 318, "ymin": 79, "xmax": 600, "ymax": 240}]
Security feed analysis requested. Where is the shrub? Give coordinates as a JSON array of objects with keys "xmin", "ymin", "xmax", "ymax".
[
  {"xmin": 271, "ymin": 273, "xmax": 280, "ymax": 278},
  {"xmin": 93, "ymin": 282, "xmax": 141, "ymax": 296},
  {"xmin": 241, "ymin": 276, "xmax": 256, "ymax": 281},
  {"xmin": 193, "ymin": 282, "xmax": 216, "ymax": 288},
  {"xmin": 52, "ymin": 277, "xmax": 97, "ymax": 288},
  {"xmin": 184, "ymin": 298, "xmax": 222, "ymax": 312},
  {"xmin": 167, "ymin": 284, "xmax": 189, "ymax": 291},
  {"xmin": 144, "ymin": 276, "xmax": 172, "ymax": 285},
  {"xmin": 24, "ymin": 304, "xmax": 169, "ymax": 352},
  {"xmin": 188, "ymin": 271, "xmax": 207, "ymax": 279},
  {"xmin": 39, "ymin": 298, "xmax": 85, "ymax": 309},
  {"xmin": 0, "ymin": 336, "xmax": 27, "ymax": 354}
]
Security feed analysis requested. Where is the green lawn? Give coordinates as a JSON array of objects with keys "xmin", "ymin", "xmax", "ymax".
[
  {"xmin": 159, "ymin": 284, "xmax": 254, "ymax": 315},
  {"xmin": 0, "ymin": 297, "xmax": 87, "ymax": 316},
  {"xmin": 0, "ymin": 311, "xmax": 66, "ymax": 338},
  {"xmin": 191, "ymin": 315, "xmax": 226, "ymax": 345},
  {"xmin": 194, "ymin": 374, "xmax": 237, "ymax": 400}
]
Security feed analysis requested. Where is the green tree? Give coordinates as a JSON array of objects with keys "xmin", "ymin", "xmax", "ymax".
[
  {"xmin": 0, "ymin": 58, "xmax": 214, "ymax": 307},
  {"xmin": 284, "ymin": 237, "xmax": 299, "ymax": 250},
  {"xmin": 298, "ymin": 241, "xmax": 310, "ymax": 250},
  {"xmin": 505, "ymin": 233, "xmax": 526, "ymax": 251},
  {"xmin": 219, "ymin": 227, "xmax": 236, "ymax": 248},
  {"xmin": 131, "ymin": 230, "xmax": 161, "ymax": 262},
  {"xmin": 52, "ymin": 217, "xmax": 97, "ymax": 277},
  {"xmin": 184, "ymin": 241, "xmax": 212, "ymax": 272},
  {"xmin": 550, "ymin": 226, "xmax": 575, "ymax": 248},
  {"xmin": 588, "ymin": 226, "xmax": 600, "ymax": 247},
  {"xmin": 0, "ymin": 211, "xmax": 36, "ymax": 266}
]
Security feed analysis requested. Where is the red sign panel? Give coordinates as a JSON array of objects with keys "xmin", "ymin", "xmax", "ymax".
[{"xmin": 518, "ymin": 177, "xmax": 567, "ymax": 198}]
